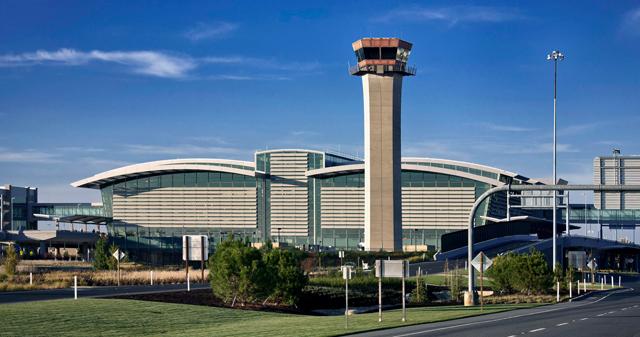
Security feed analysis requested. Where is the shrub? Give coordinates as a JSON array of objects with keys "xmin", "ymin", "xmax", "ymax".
[
  {"xmin": 93, "ymin": 236, "xmax": 110, "ymax": 270},
  {"xmin": 410, "ymin": 273, "xmax": 428, "ymax": 304},
  {"xmin": 209, "ymin": 239, "xmax": 268, "ymax": 305},
  {"xmin": 487, "ymin": 250, "xmax": 553, "ymax": 295},
  {"xmin": 3, "ymin": 245, "xmax": 18, "ymax": 276},
  {"xmin": 262, "ymin": 247, "xmax": 307, "ymax": 305}
]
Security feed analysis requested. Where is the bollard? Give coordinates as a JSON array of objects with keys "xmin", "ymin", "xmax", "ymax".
[
  {"xmin": 601, "ymin": 278, "xmax": 604, "ymax": 290},
  {"xmin": 583, "ymin": 279, "xmax": 586, "ymax": 292},
  {"xmin": 577, "ymin": 280, "xmax": 580, "ymax": 295},
  {"xmin": 556, "ymin": 282, "xmax": 560, "ymax": 302},
  {"xmin": 150, "ymin": 270, "xmax": 154, "ymax": 286},
  {"xmin": 29, "ymin": 272, "xmax": 33, "ymax": 286},
  {"xmin": 187, "ymin": 272, "xmax": 190, "ymax": 292},
  {"xmin": 611, "ymin": 276, "xmax": 614, "ymax": 288},
  {"xmin": 569, "ymin": 281, "xmax": 572, "ymax": 298},
  {"xmin": 74, "ymin": 276, "xmax": 78, "ymax": 300},
  {"xmin": 619, "ymin": 276, "xmax": 621, "ymax": 288}
]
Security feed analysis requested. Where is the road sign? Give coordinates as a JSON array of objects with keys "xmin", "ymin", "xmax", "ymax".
[
  {"xmin": 375, "ymin": 260, "xmax": 408, "ymax": 278},
  {"xmin": 339, "ymin": 250, "xmax": 345, "ymax": 259},
  {"xmin": 471, "ymin": 252, "xmax": 493, "ymax": 272},
  {"xmin": 375, "ymin": 260, "xmax": 408, "ymax": 322},
  {"xmin": 182, "ymin": 235, "xmax": 209, "ymax": 261},
  {"xmin": 587, "ymin": 260, "xmax": 597, "ymax": 270},
  {"xmin": 342, "ymin": 266, "xmax": 353, "ymax": 280},
  {"xmin": 112, "ymin": 249, "xmax": 125, "ymax": 261}
]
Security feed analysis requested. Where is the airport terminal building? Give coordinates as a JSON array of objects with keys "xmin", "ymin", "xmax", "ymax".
[{"xmin": 71, "ymin": 150, "xmax": 547, "ymax": 261}]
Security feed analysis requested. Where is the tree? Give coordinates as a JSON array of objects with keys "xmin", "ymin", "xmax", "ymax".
[
  {"xmin": 410, "ymin": 273, "xmax": 428, "ymax": 304},
  {"xmin": 3, "ymin": 244, "xmax": 18, "ymax": 276},
  {"xmin": 487, "ymin": 250, "xmax": 553, "ymax": 295},
  {"xmin": 262, "ymin": 247, "xmax": 307, "ymax": 305},
  {"xmin": 107, "ymin": 243, "xmax": 121, "ymax": 270},
  {"xmin": 93, "ymin": 236, "xmax": 110, "ymax": 270},
  {"xmin": 209, "ymin": 239, "xmax": 268, "ymax": 306}
]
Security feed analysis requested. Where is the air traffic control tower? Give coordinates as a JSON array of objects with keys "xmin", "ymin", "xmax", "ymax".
[{"xmin": 351, "ymin": 38, "xmax": 415, "ymax": 252}]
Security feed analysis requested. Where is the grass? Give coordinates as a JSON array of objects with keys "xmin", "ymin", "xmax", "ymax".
[
  {"xmin": 0, "ymin": 269, "xmax": 207, "ymax": 292},
  {"xmin": 0, "ymin": 298, "xmax": 539, "ymax": 337}
]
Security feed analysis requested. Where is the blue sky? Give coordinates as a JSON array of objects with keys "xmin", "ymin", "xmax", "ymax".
[{"xmin": 1, "ymin": 1, "xmax": 640, "ymax": 204}]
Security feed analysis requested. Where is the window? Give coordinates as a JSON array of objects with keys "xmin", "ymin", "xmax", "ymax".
[
  {"xmin": 172, "ymin": 173, "xmax": 185, "ymax": 187},
  {"xmin": 363, "ymin": 47, "xmax": 380, "ymax": 59},
  {"xmin": 380, "ymin": 47, "xmax": 397, "ymax": 59},
  {"xmin": 184, "ymin": 172, "xmax": 197, "ymax": 187}
]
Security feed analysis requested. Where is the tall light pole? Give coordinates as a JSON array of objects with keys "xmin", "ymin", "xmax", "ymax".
[
  {"xmin": 547, "ymin": 50, "xmax": 564, "ymax": 271},
  {"xmin": 10, "ymin": 197, "xmax": 15, "ymax": 231}
]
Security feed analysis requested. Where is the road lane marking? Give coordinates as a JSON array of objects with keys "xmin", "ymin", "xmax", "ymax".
[
  {"xmin": 597, "ymin": 313, "xmax": 606, "ymax": 317},
  {"xmin": 608, "ymin": 311, "xmax": 615, "ymax": 314},
  {"xmin": 580, "ymin": 318, "xmax": 588, "ymax": 321},
  {"xmin": 556, "ymin": 323, "xmax": 569, "ymax": 326},
  {"xmin": 391, "ymin": 288, "xmax": 632, "ymax": 337},
  {"xmin": 622, "ymin": 308, "xmax": 627, "ymax": 311},
  {"xmin": 529, "ymin": 328, "xmax": 546, "ymax": 332}
]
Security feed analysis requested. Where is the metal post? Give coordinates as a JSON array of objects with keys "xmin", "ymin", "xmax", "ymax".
[
  {"xmin": 611, "ymin": 276, "xmax": 614, "ymax": 288},
  {"xmin": 29, "ymin": 272, "xmax": 33, "ymax": 285},
  {"xmin": 480, "ymin": 253, "xmax": 484, "ymax": 311},
  {"xmin": 552, "ymin": 54, "xmax": 558, "ymax": 272},
  {"xmin": 10, "ymin": 197, "xmax": 14, "ymax": 231},
  {"xmin": 345, "ymin": 269, "xmax": 349, "ymax": 329},
  {"xmin": 187, "ymin": 272, "xmax": 190, "ymax": 292},
  {"xmin": 0, "ymin": 194, "xmax": 3, "ymax": 231},
  {"xmin": 566, "ymin": 192, "xmax": 570, "ymax": 236},
  {"xmin": 74, "ymin": 276, "xmax": 78, "ymax": 300},
  {"xmin": 150, "ymin": 270, "xmax": 153, "ymax": 285},
  {"xmin": 117, "ymin": 256, "xmax": 120, "ymax": 286},
  {"xmin": 506, "ymin": 188, "xmax": 510, "ymax": 222},
  {"xmin": 556, "ymin": 282, "xmax": 560, "ymax": 302},
  {"xmin": 402, "ymin": 261, "xmax": 406, "ymax": 322},
  {"xmin": 619, "ymin": 276, "xmax": 621, "ymax": 287},
  {"xmin": 201, "ymin": 236, "xmax": 205, "ymax": 283},
  {"xmin": 577, "ymin": 280, "xmax": 580, "ymax": 295},
  {"xmin": 378, "ymin": 276, "xmax": 382, "ymax": 322}
]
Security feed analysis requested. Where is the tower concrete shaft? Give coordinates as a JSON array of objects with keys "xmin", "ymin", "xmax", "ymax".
[
  {"xmin": 351, "ymin": 38, "xmax": 414, "ymax": 252},
  {"xmin": 362, "ymin": 73, "xmax": 403, "ymax": 251}
]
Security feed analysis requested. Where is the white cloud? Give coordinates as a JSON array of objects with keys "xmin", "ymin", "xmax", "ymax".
[
  {"xmin": 376, "ymin": 5, "xmax": 524, "ymax": 26},
  {"xmin": 0, "ymin": 48, "xmax": 196, "ymax": 78},
  {"xmin": 0, "ymin": 148, "xmax": 60, "ymax": 163},
  {"xmin": 558, "ymin": 122, "xmax": 600, "ymax": 136},
  {"xmin": 621, "ymin": 7, "xmax": 640, "ymax": 36},
  {"xmin": 184, "ymin": 22, "xmax": 238, "ymax": 41},
  {"xmin": 201, "ymin": 56, "xmax": 320, "ymax": 72},
  {"xmin": 0, "ymin": 49, "xmax": 317, "ymax": 80},
  {"xmin": 482, "ymin": 122, "xmax": 536, "ymax": 132},
  {"xmin": 124, "ymin": 144, "xmax": 247, "ymax": 156}
]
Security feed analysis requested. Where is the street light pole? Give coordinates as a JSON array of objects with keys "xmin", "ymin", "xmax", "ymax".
[
  {"xmin": 547, "ymin": 50, "xmax": 564, "ymax": 271},
  {"xmin": 10, "ymin": 197, "xmax": 15, "ymax": 231}
]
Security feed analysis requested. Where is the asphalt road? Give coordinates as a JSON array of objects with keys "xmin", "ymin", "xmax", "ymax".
[
  {"xmin": 351, "ymin": 280, "xmax": 640, "ymax": 337},
  {"xmin": 0, "ymin": 283, "xmax": 210, "ymax": 304}
]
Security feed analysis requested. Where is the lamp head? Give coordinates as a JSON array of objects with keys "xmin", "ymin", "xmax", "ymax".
[{"xmin": 547, "ymin": 50, "xmax": 564, "ymax": 61}]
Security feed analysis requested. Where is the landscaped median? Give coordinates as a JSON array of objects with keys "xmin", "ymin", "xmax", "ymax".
[{"xmin": 0, "ymin": 298, "xmax": 539, "ymax": 337}]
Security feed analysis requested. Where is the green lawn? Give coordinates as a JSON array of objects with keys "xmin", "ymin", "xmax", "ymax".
[{"xmin": 0, "ymin": 299, "xmax": 538, "ymax": 336}]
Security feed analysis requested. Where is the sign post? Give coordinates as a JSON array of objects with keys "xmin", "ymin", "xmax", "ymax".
[
  {"xmin": 112, "ymin": 249, "xmax": 125, "ymax": 286},
  {"xmin": 183, "ymin": 235, "xmax": 209, "ymax": 286},
  {"xmin": 375, "ymin": 260, "xmax": 408, "ymax": 323},
  {"xmin": 342, "ymin": 266, "xmax": 352, "ymax": 328},
  {"xmin": 471, "ymin": 252, "xmax": 492, "ymax": 311}
]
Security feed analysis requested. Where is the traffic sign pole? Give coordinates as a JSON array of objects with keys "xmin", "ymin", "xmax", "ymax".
[{"xmin": 480, "ymin": 253, "xmax": 484, "ymax": 311}]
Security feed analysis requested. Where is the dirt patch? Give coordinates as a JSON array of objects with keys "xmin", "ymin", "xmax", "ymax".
[{"xmin": 109, "ymin": 289, "xmax": 309, "ymax": 315}]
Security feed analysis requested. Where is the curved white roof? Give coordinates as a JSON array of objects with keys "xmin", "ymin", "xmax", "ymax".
[
  {"xmin": 306, "ymin": 157, "xmax": 542, "ymax": 186},
  {"xmin": 72, "ymin": 158, "xmax": 255, "ymax": 189}
]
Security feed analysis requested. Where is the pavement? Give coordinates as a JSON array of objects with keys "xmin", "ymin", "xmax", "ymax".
[
  {"xmin": 0, "ymin": 283, "xmax": 210, "ymax": 304},
  {"xmin": 350, "ymin": 280, "xmax": 640, "ymax": 337}
]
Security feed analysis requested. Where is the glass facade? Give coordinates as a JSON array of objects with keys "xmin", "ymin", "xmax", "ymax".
[{"xmin": 0, "ymin": 186, "xmax": 38, "ymax": 230}]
